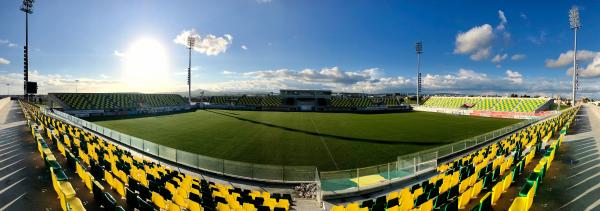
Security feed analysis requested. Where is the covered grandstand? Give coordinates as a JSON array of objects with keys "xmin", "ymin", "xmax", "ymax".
[{"xmin": 204, "ymin": 90, "xmax": 411, "ymax": 112}]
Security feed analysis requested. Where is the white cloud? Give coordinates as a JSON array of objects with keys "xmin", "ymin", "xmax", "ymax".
[
  {"xmin": 491, "ymin": 53, "xmax": 508, "ymax": 63},
  {"xmin": 545, "ymin": 50, "xmax": 598, "ymax": 68},
  {"xmin": 113, "ymin": 50, "xmax": 126, "ymax": 57},
  {"xmin": 511, "ymin": 54, "xmax": 527, "ymax": 61},
  {"xmin": 566, "ymin": 55, "xmax": 600, "ymax": 78},
  {"xmin": 497, "ymin": 10, "xmax": 507, "ymax": 30},
  {"xmin": 505, "ymin": 70, "xmax": 523, "ymax": 84},
  {"xmin": 0, "ymin": 57, "xmax": 9, "ymax": 65},
  {"xmin": 174, "ymin": 29, "xmax": 233, "ymax": 56},
  {"xmin": 527, "ymin": 31, "xmax": 546, "ymax": 45},
  {"xmin": 99, "ymin": 74, "xmax": 109, "ymax": 79},
  {"xmin": 241, "ymin": 45, "xmax": 248, "ymax": 50},
  {"xmin": 520, "ymin": 13, "xmax": 527, "ymax": 20},
  {"xmin": 256, "ymin": 0, "xmax": 272, "ymax": 3},
  {"xmin": 222, "ymin": 70, "xmax": 235, "ymax": 75},
  {"xmin": 0, "ymin": 39, "xmax": 18, "ymax": 48},
  {"xmin": 244, "ymin": 67, "xmax": 379, "ymax": 85},
  {"xmin": 454, "ymin": 24, "xmax": 494, "ymax": 61}
]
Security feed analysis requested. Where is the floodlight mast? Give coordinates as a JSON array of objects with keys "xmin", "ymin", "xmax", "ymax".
[
  {"xmin": 20, "ymin": 0, "xmax": 34, "ymax": 100},
  {"xmin": 187, "ymin": 35, "xmax": 195, "ymax": 104},
  {"xmin": 569, "ymin": 6, "xmax": 581, "ymax": 107},
  {"xmin": 416, "ymin": 42, "xmax": 423, "ymax": 105}
]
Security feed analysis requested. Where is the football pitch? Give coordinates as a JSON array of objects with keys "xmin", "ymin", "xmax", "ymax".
[{"xmin": 93, "ymin": 110, "xmax": 521, "ymax": 171}]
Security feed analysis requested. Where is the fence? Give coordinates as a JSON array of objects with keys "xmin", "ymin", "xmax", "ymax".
[
  {"xmin": 48, "ymin": 109, "xmax": 319, "ymax": 183},
  {"xmin": 319, "ymin": 117, "xmax": 539, "ymax": 193},
  {"xmin": 47, "ymin": 106, "xmax": 543, "ymax": 192}
]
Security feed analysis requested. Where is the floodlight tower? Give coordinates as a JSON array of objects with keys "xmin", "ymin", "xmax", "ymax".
[
  {"xmin": 187, "ymin": 35, "xmax": 195, "ymax": 104},
  {"xmin": 415, "ymin": 42, "xmax": 423, "ymax": 105},
  {"xmin": 569, "ymin": 6, "xmax": 581, "ymax": 107},
  {"xmin": 20, "ymin": 0, "xmax": 34, "ymax": 100}
]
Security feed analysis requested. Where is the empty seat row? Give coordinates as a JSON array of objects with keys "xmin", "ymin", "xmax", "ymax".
[
  {"xmin": 21, "ymin": 101, "xmax": 293, "ymax": 211},
  {"xmin": 51, "ymin": 93, "xmax": 188, "ymax": 110},
  {"xmin": 330, "ymin": 106, "xmax": 579, "ymax": 211}
]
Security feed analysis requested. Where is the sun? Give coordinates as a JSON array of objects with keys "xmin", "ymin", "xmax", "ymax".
[{"xmin": 122, "ymin": 38, "xmax": 169, "ymax": 90}]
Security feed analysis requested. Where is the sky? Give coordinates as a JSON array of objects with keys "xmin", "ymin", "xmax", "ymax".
[{"xmin": 0, "ymin": 0, "xmax": 599, "ymax": 97}]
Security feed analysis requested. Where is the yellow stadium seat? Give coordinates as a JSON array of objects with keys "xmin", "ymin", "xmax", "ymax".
[
  {"xmin": 458, "ymin": 187, "xmax": 473, "ymax": 209},
  {"xmin": 173, "ymin": 194, "xmax": 188, "ymax": 208},
  {"xmin": 104, "ymin": 170, "xmax": 114, "ymax": 188},
  {"xmin": 277, "ymin": 199, "xmax": 290, "ymax": 211},
  {"xmin": 471, "ymin": 180, "xmax": 483, "ymax": 198},
  {"xmin": 264, "ymin": 198, "xmax": 277, "ymax": 210},
  {"xmin": 113, "ymin": 179, "xmax": 125, "ymax": 199},
  {"xmin": 508, "ymin": 196, "xmax": 528, "ymax": 211},
  {"xmin": 386, "ymin": 205, "xmax": 399, "ymax": 211},
  {"xmin": 243, "ymin": 203, "xmax": 257, "ymax": 211},
  {"xmin": 419, "ymin": 199, "xmax": 433, "ymax": 211},
  {"xmin": 59, "ymin": 181, "xmax": 76, "ymax": 199},
  {"xmin": 459, "ymin": 179, "xmax": 469, "ymax": 194},
  {"xmin": 503, "ymin": 172, "xmax": 514, "ymax": 192},
  {"xmin": 152, "ymin": 192, "xmax": 167, "ymax": 210},
  {"xmin": 217, "ymin": 202, "xmax": 229, "ymax": 211},
  {"xmin": 413, "ymin": 187, "xmax": 423, "ymax": 199},
  {"xmin": 491, "ymin": 180, "xmax": 503, "ymax": 205},
  {"xmin": 84, "ymin": 172, "xmax": 94, "ymax": 192},
  {"xmin": 167, "ymin": 202, "xmax": 181, "ymax": 211},
  {"xmin": 387, "ymin": 191, "xmax": 399, "ymax": 201},
  {"xmin": 330, "ymin": 205, "xmax": 345, "ymax": 211},
  {"xmin": 189, "ymin": 201, "xmax": 203, "ymax": 211},
  {"xmin": 66, "ymin": 197, "xmax": 86, "ymax": 211}
]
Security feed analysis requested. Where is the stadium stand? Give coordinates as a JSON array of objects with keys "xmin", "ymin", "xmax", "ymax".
[
  {"xmin": 491, "ymin": 98, "xmax": 520, "ymax": 112},
  {"xmin": 329, "ymin": 97, "xmax": 355, "ymax": 108},
  {"xmin": 329, "ymin": 106, "xmax": 578, "ymax": 211},
  {"xmin": 21, "ymin": 101, "xmax": 292, "ymax": 211},
  {"xmin": 328, "ymin": 97, "xmax": 402, "ymax": 108},
  {"xmin": 471, "ymin": 98, "xmax": 502, "ymax": 111},
  {"xmin": 51, "ymin": 93, "xmax": 188, "ymax": 110},
  {"xmin": 514, "ymin": 99, "xmax": 549, "ymax": 113},
  {"xmin": 209, "ymin": 96, "xmax": 238, "ymax": 105},
  {"xmin": 261, "ymin": 96, "xmax": 283, "ymax": 107},
  {"xmin": 423, "ymin": 96, "xmax": 550, "ymax": 112},
  {"xmin": 238, "ymin": 96, "xmax": 263, "ymax": 106}
]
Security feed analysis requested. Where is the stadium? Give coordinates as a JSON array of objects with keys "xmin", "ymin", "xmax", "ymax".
[{"xmin": 0, "ymin": 1, "xmax": 599, "ymax": 211}]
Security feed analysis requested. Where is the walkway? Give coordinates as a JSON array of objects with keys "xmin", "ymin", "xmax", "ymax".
[
  {"xmin": 0, "ymin": 100, "xmax": 60, "ymax": 210},
  {"xmin": 533, "ymin": 104, "xmax": 600, "ymax": 211}
]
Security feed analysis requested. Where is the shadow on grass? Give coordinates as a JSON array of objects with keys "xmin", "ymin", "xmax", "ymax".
[{"xmin": 205, "ymin": 110, "xmax": 444, "ymax": 146}]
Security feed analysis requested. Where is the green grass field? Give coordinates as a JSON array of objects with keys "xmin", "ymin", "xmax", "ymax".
[{"xmin": 94, "ymin": 110, "xmax": 521, "ymax": 171}]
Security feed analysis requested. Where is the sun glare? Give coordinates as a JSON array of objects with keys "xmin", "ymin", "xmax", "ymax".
[{"xmin": 122, "ymin": 38, "xmax": 169, "ymax": 91}]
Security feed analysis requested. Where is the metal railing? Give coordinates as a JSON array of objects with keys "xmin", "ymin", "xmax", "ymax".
[
  {"xmin": 49, "ymin": 109, "xmax": 319, "ymax": 183},
  {"xmin": 46, "ymin": 107, "xmax": 545, "ymax": 192},
  {"xmin": 319, "ymin": 117, "xmax": 540, "ymax": 193}
]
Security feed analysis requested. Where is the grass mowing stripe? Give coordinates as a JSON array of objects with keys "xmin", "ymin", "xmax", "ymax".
[
  {"xmin": 310, "ymin": 117, "xmax": 339, "ymax": 170},
  {"xmin": 94, "ymin": 110, "xmax": 521, "ymax": 170}
]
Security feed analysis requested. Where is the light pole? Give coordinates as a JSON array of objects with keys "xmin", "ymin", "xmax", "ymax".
[
  {"xmin": 75, "ymin": 80, "xmax": 79, "ymax": 93},
  {"xmin": 20, "ymin": 0, "xmax": 34, "ymax": 100},
  {"xmin": 6, "ymin": 83, "xmax": 9, "ymax": 96},
  {"xmin": 187, "ymin": 35, "xmax": 195, "ymax": 104},
  {"xmin": 415, "ymin": 42, "xmax": 423, "ymax": 105},
  {"xmin": 569, "ymin": 6, "xmax": 581, "ymax": 107}
]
